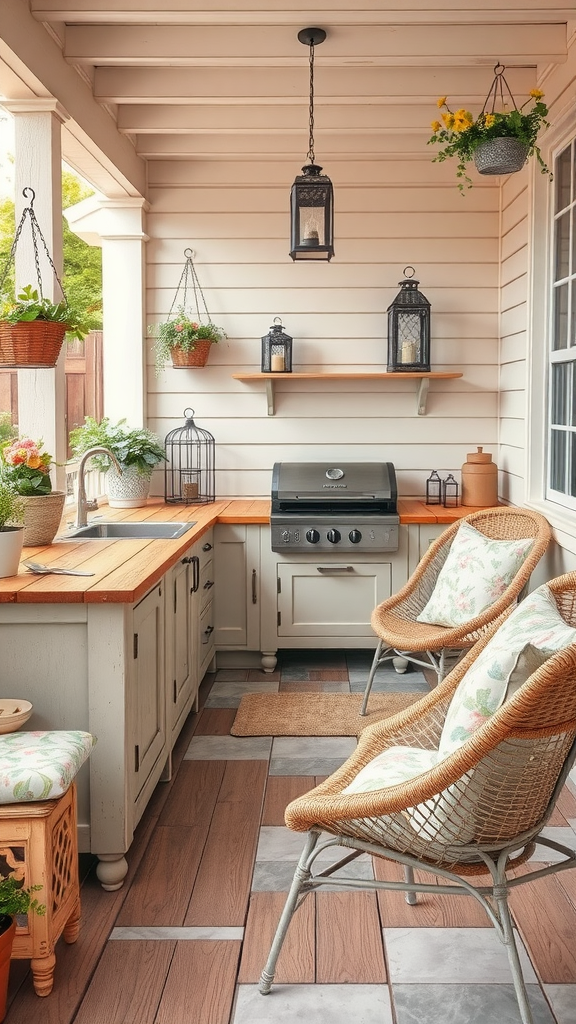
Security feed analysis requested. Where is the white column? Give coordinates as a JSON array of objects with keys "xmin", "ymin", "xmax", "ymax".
[
  {"xmin": 99, "ymin": 200, "xmax": 149, "ymax": 428},
  {"xmin": 4, "ymin": 100, "xmax": 69, "ymax": 491}
]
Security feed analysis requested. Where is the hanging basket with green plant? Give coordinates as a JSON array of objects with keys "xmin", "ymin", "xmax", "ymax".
[
  {"xmin": 428, "ymin": 64, "xmax": 552, "ymax": 192},
  {"xmin": 149, "ymin": 248, "xmax": 226, "ymax": 373},
  {"xmin": 0, "ymin": 188, "xmax": 91, "ymax": 368}
]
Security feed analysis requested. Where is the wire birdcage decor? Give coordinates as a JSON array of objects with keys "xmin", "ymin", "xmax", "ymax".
[{"xmin": 164, "ymin": 408, "xmax": 215, "ymax": 504}]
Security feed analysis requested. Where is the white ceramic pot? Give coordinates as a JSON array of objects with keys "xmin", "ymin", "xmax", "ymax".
[
  {"xmin": 0, "ymin": 527, "xmax": 24, "ymax": 578},
  {"xmin": 106, "ymin": 464, "xmax": 152, "ymax": 509}
]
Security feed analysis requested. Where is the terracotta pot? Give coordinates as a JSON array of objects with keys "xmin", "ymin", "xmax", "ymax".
[
  {"xmin": 0, "ymin": 916, "xmax": 16, "ymax": 1023},
  {"xmin": 170, "ymin": 340, "xmax": 213, "ymax": 368},
  {"xmin": 0, "ymin": 321, "xmax": 66, "ymax": 368},
  {"xmin": 473, "ymin": 137, "xmax": 529, "ymax": 176},
  {"xmin": 22, "ymin": 491, "xmax": 66, "ymax": 546}
]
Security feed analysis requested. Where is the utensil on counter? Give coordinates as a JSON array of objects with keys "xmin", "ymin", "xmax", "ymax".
[{"xmin": 23, "ymin": 561, "xmax": 95, "ymax": 577}]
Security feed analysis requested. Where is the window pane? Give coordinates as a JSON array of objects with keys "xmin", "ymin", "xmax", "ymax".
[
  {"xmin": 553, "ymin": 283, "xmax": 569, "ymax": 350},
  {"xmin": 552, "ymin": 362, "xmax": 569, "ymax": 424},
  {"xmin": 555, "ymin": 211, "xmax": 571, "ymax": 281},
  {"xmin": 556, "ymin": 144, "xmax": 572, "ymax": 212},
  {"xmin": 572, "ymin": 281, "xmax": 576, "ymax": 348},
  {"xmin": 571, "ymin": 433, "xmax": 576, "ymax": 496},
  {"xmin": 550, "ymin": 429, "xmax": 567, "ymax": 491},
  {"xmin": 571, "ymin": 363, "xmax": 576, "ymax": 426}
]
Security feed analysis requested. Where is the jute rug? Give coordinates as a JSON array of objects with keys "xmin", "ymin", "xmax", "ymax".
[{"xmin": 230, "ymin": 691, "xmax": 425, "ymax": 738}]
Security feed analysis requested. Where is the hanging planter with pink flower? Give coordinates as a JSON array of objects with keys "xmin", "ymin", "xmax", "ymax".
[{"xmin": 149, "ymin": 248, "xmax": 226, "ymax": 374}]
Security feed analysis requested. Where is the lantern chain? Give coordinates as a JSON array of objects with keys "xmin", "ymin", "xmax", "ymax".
[
  {"xmin": 0, "ymin": 187, "xmax": 67, "ymax": 305},
  {"xmin": 307, "ymin": 41, "xmax": 316, "ymax": 165}
]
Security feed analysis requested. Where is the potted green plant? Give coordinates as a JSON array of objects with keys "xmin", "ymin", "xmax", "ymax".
[
  {"xmin": 0, "ymin": 876, "xmax": 45, "ymax": 1022},
  {"xmin": 0, "ymin": 285, "xmax": 91, "ymax": 368},
  {"xmin": 0, "ymin": 480, "xmax": 25, "ymax": 578},
  {"xmin": 150, "ymin": 307, "xmax": 226, "ymax": 373},
  {"xmin": 428, "ymin": 81, "xmax": 551, "ymax": 192},
  {"xmin": 0, "ymin": 437, "xmax": 65, "ymax": 546},
  {"xmin": 69, "ymin": 417, "xmax": 166, "ymax": 508}
]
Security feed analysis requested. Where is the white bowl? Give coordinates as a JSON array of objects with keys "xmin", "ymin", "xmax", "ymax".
[{"xmin": 0, "ymin": 699, "xmax": 33, "ymax": 734}]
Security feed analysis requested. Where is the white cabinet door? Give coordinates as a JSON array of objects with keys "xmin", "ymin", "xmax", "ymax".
[
  {"xmin": 130, "ymin": 582, "xmax": 167, "ymax": 818},
  {"xmin": 277, "ymin": 562, "xmax": 392, "ymax": 637},
  {"xmin": 167, "ymin": 552, "xmax": 198, "ymax": 743},
  {"xmin": 213, "ymin": 523, "xmax": 260, "ymax": 649}
]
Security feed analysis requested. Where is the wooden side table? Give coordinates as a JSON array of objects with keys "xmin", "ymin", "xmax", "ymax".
[{"xmin": 0, "ymin": 783, "xmax": 80, "ymax": 995}]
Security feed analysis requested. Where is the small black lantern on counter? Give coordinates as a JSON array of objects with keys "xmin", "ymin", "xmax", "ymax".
[
  {"xmin": 387, "ymin": 266, "xmax": 431, "ymax": 372},
  {"xmin": 261, "ymin": 317, "xmax": 293, "ymax": 373},
  {"xmin": 425, "ymin": 469, "xmax": 442, "ymax": 505},
  {"xmin": 164, "ymin": 408, "xmax": 215, "ymax": 504},
  {"xmin": 442, "ymin": 473, "xmax": 459, "ymax": 508}
]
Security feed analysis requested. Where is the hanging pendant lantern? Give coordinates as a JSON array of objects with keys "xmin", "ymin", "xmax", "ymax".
[
  {"xmin": 164, "ymin": 408, "xmax": 215, "ymax": 504},
  {"xmin": 261, "ymin": 317, "xmax": 293, "ymax": 373},
  {"xmin": 387, "ymin": 266, "xmax": 431, "ymax": 372},
  {"xmin": 290, "ymin": 28, "xmax": 334, "ymax": 262}
]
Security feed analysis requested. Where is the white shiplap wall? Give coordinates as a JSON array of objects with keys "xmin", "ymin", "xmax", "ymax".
[{"xmin": 146, "ymin": 156, "xmax": 500, "ymax": 498}]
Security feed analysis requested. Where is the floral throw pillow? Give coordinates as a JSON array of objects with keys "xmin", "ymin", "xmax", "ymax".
[
  {"xmin": 0, "ymin": 730, "xmax": 95, "ymax": 804},
  {"xmin": 416, "ymin": 520, "xmax": 534, "ymax": 628},
  {"xmin": 438, "ymin": 585, "xmax": 576, "ymax": 758},
  {"xmin": 343, "ymin": 746, "xmax": 438, "ymax": 794}
]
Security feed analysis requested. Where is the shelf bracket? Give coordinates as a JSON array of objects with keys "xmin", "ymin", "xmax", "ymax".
[
  {"xmin": 416, "ymin": 377, "xmax": 430, "ymax": 416},
  {"xmin": 265, "ymin": 378, "xmax": 276, "ymax": 416}
]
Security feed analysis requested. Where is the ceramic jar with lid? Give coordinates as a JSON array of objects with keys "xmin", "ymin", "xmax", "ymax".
[{"xmin": 461, "ymin": 447, "xmax": 498, "ymax": 507}]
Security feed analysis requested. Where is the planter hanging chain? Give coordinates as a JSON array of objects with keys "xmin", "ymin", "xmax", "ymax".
[
  {"xmin": 0, "ymin": 187, "xmax": 68, "ymax": 306},
  {"xmin": 480, "ymin": 63, "xmax": 518, "ymax": 116},
  {"xmin": 168, "ymin": 248, "xmax": 212, "ymax": 325}
]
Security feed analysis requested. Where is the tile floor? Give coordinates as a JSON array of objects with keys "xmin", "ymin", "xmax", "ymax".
[{"xmin": 5, "ymin": 649, "xmax": 576, "ymax": 1024}]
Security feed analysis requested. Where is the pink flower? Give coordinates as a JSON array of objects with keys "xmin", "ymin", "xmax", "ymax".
[{"xmin": 175, "ymin": 324, "xmax": 183, "ymax": 332}]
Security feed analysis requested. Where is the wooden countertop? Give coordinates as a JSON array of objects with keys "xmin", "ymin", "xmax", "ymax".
[{"xmin": 0, "ymin": 497, "xmax": 474, "ymax": 605}]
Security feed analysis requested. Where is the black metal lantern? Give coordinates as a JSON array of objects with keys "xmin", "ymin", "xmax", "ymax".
[
  {"xmin": 426, "ymin": 470, "xmax": 442, "ymax": 505},
  {"xmin": 261, "ymin": 317, "xmax": 293, "ymax": 373},
  {"xmin": 164, "ymin": 408, "xmax": 215, "ymax": 504},
  {"xmin": 387, "ymin": 266, "xmax": 431, "ymax": 372},
  {"xmin": 442, "ymin": 473, "xmax": 459, "ymax": 508},
  {"xmin": 289, "ymin": 28, "xmax": 334, "ymax": 262}
]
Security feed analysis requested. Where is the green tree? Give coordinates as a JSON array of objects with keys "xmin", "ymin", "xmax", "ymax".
[{"xmin": 0, "ymin": 169, "xmax": 102, "ymax": 330}]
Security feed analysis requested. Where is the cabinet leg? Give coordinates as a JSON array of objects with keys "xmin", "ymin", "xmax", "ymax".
[
  {"xmin": 62, "ymin": 898, "xmax": 81, "ymax": 943},
  {"xmin": 261, "ymin": 651, "xmax": 278, "ymax": 673},
  {"xmin": 31, "ymin": 952, "xmax": 56, "ymax": 996},
  {"xmin": 96, "ymin": 854, "xmax": 129, "ymax": 891}
]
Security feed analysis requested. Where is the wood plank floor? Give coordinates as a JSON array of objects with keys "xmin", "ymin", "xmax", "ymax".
[{"xmin": 4, "ymin": 652, "xmax": 576, "ymax": 1024}]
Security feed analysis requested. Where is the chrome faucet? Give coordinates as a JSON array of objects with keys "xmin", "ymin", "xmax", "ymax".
[{"xmin": 74, "ymin": 447, "xmax": 123, "ymax": 529}]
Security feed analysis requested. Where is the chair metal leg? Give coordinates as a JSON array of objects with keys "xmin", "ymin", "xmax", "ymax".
[
  {"xmin": 360, "ymin": 640, "xmax": 384, "ymax": 716},
  {"xmin": 403, "ymin": 864, "xmax": 418, "ymax": 905},
  {"xmin": 494, "ymin": 887, "xmax": 535, "ymax": 1024},
  {"xmin": 259, "ymin": 831, "xmax": 319, "ymax": 995}
]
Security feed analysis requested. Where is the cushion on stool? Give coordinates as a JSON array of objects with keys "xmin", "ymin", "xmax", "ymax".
[{"xmin": 0, "ymin": 730, "xmax": 95, "ymax": 803}]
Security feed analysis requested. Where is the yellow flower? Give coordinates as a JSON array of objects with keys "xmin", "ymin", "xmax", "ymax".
[
  {"xmin": 26, "ymin": 455, "xmax": 42, "ymax": 470},
  {"xmin": 483, "ymin": 113, "xmax": 496, "ymax": 128},
  {"xmin": 442, "ymin": 111, "xmax": 455, "ymax": 129},
  {"xmin": 530, "ymin": 88, "xmax": 544, "ymax": 99},
  {"xmin": 454, "ymin": 108, "xmax": 473, "ymax": 127},
  {"xmin": 430, "ymin": 120, "xmax": 441, "ymax": 132},
  {"xmin": 437, "ymin": 96, "xmax": 447, "ymax": 108}
]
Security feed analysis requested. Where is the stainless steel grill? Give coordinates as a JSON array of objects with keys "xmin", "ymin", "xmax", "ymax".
[{"xmin": 271, "ymin": 461, "xmax": 399, "ymax": 553}]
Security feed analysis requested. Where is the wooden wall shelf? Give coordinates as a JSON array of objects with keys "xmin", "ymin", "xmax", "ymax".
[{"xmin": 231, "ymin": 371, "xmax": 464, "ymax": 416}]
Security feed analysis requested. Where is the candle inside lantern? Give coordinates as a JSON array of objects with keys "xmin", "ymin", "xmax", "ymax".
[
  {"xmin": 401, "ymin": 339, "xmax": 417, "ymax": 364},
  {"xmin": 270, "ymin": 353, "xmax": 285, "ymax": 372}
]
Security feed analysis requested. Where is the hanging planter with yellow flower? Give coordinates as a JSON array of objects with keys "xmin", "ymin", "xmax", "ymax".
[{"xmin": 428, "ymin": 64, "xmax": 552, "ymax": 192}]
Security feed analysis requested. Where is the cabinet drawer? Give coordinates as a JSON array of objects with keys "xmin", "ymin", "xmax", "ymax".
[
  {"xmin": 199, "ymin": 530, "xmax": 214, "ymax": 568},
  {"xmin": 199, "ymin": 599, "xmax": 215, "ymax": 677},
  {"xmin": 199, "ymin": 557, "xmax": 215, "ymax": 610}
]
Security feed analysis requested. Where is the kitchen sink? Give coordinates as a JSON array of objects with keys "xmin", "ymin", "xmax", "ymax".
[{"xmin": 69, "ymin": 521, "xmax": 197, "ymax": 540}]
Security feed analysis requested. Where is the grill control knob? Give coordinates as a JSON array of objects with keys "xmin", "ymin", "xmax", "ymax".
[
  {"xmin": 327, "ymin": 529, "xmax": 341, "ymax": 544},
  {"xmin": 306, "ymin": 529, "xmax": 321, "ymax": 544},
  {"xmin": 349, "ymin": 529, "xmax": 362, "ymax": 544}
]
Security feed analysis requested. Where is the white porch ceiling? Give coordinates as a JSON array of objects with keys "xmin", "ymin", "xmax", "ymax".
[{"xmin": 0, "ymin": 0, "xmax": 573, "ymax": 194}]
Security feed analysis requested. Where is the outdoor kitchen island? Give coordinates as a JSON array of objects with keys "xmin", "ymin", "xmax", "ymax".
[{"xmin": 0, "ymin": 497, "xmax": 475, "ymax": 890}]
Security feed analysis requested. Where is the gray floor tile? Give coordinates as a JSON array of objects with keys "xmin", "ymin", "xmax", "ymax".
[
  {"xmin": 252, "ymin": 858, "xmax": 374, "ymax": 892},
  {"xmin": 205, "ymin": 678, "xmax": 280, "ymax": 707},
  {"xmin": 255, "ymin": 826, "xmax": 372, "ymax": 866},
  {"xmin": 349, "ymin": 674, "xmax": 429, "ymax": 694},
  {"xmin": 184, "ymin": 735, "xmax": 272, "ymax": 760},
  {"xmin": 529, "ymin": 827, "xmax": 576, "ymax": 862},
  {"xmin": 269, "ymin": 757, "xmax": 350, "ymax": 776},
  {"xmin": 384, "ymin": 927, "xmax": 538, "ymax": 984},
  {"xmin": 214, "ymin": 669, "xmax": 250, "ymax": 681},
  {"xmin": 272, "ymin": 737, "xmax": 356, "ymax": 758},
  {"xmin": 392, "ymin": 984, "xmax": 554, "ymax": 1024},
  {"xmin": 110, "ymin": 926, "xmax": 244, "ymax": 940},
  {"xmin": 544, "ymin": 984, "xmax": 576, "ymax": 1024},
  {"xmin": 233, "ymin": 984, "xmax": 394, "ymax": 1024}
]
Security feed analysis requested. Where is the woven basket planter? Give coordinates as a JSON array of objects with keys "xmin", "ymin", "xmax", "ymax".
[
  {"xmin": 170, "ymin": 340, "xmax": 213, "ymax": 368},
  {"xmin": 21, "ymin": 491, "xmax": 66, "ymax": 547},
  {"xmin": 0, "ymin": 321, "xmax": 67, "ymax": 368},
  {"xmin": 473, "ymin": 137, "xmax": 529, "ymax": 176}
]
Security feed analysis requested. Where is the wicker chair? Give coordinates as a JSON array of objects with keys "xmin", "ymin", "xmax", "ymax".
[
  {"xmin": 259, "ymin": 571, "xmax": 576, "ymax": 1024},
  {"xmin": 361, "ymin": 505, "xmax": 551, "ymax": 715}
]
